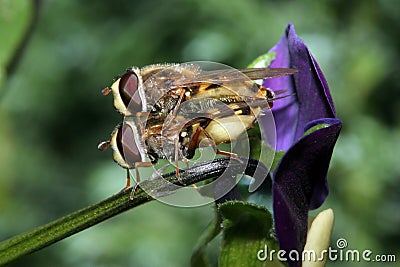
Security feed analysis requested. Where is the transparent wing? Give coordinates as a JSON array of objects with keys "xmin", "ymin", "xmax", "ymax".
[
  {"xmin": 138, "ymin": 62, "xmax": 296, "ymax": 120},
  {"xmin": 171, "ymin": 67, "xmax": 297, "ymax": 87}
]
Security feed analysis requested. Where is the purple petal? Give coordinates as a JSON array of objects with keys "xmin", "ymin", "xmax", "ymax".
[
  {"xmin": 292, "ymin": 49, "xmax": 336, "ymax": 141},
  {"xmin": 309, "ymin": 52, "xmax": 336, "ymax": 117},
  {"xmin": 262, "ymin": 23, "xmax": 336, "ymax": 151},
  {"xmin": 303, "ymin": 118, "xmax": 342, "ymax": 209},
  {"xmin": 272, "ymin": 119, "xmax": 342, "ymax": 266},
  {"xmin": 262, "ymin": 28, "xmax": 298, "ymax": 151}
]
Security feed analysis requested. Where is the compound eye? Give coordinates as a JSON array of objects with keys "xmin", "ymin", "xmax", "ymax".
[
  {"xmin": 116, "ymin": 123, "xmax": 142, "ymax": 166},
  {"xmin": 119, "ymin": 70, "xmax": 142, "ymax": 112}
]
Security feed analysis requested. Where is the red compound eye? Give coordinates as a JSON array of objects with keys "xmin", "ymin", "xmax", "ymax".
[
  {"xmin": 116, "ymin": 122, "xmax": 143, "ymax": 166},
  {"xmin": 119, "ymin": 70, "xmax": 142, "ymax": 112}
]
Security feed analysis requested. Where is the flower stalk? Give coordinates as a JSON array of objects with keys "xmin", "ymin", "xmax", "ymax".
[{"xmin": 0, "ymin": 157, "xmax": 266, "ymax": 266}]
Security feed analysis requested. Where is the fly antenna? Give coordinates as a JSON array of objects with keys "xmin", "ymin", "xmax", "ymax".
[
  {"xmin": 101, "ymin": 87, "xmax": 112, "ymax": 96},
  {"xmin": 272, "ymin": 89, "xmax": 288, "ymax": 96},
  {"xmin": 271, "ymin": 93, "xmax": 296, "ymax": 101},
  {"xmin": 98, "ymin": 141, "xmax": 110, "ymax": 151}
]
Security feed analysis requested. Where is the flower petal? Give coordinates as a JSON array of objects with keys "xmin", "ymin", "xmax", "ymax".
[
  {"xmin": 262, "ymin": 24, "xmax": 336, "ymax": 151},
  {"xmin": 272, "ymin": 119, "xmax": 341, "ymax": 266},
  {"xmin": 262, "ymin": 28, "xmax": 298, "ymax": 151}
]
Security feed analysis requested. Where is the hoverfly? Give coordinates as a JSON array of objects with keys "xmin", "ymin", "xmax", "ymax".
[
  {"xmin": 99, "ymin": 62, "xmax": 297, "ymax": 198},
  {"xmin": 101, "ymin": 62, "xmax": 296, "ymax": 117},
  {"xmin": 98, "ymin": 96, "xmax": 277, "ymax": 199}
]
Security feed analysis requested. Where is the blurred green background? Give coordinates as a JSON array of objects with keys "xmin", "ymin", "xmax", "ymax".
[{"xmin": 1, "ymin": 0, "xmax": 399, "ymax": 266}]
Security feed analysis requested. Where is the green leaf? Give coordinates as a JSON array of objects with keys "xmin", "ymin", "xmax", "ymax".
[
  {"xmin": 270, "ymin": 150, "xmax": 285, "ymax": 172},
  {"xmin": 247, "ymin": 52, "xmax": 276, "ymax": 68},
  {"xmin": 0, "ymin": 0, "xmax": 33, "ymax": 87},
  {"xmin": 302, "ymin": 123, "xmax": 330, "ymax": 138},
  {"xmin": 219, "ymin": 201, "xmax": 285, "ymax": 267}
]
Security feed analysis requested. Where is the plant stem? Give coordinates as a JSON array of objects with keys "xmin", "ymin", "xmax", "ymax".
[{"xmin": 0, "ymin": 158, "xmax": 268, "ymax": 265}]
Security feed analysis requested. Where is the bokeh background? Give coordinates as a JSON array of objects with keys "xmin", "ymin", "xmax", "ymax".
[{"xmin": 1, "ymin": 0, "xmax": 399, "ymax": 266}]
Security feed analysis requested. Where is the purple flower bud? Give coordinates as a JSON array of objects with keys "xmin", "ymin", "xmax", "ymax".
[{"xmin": 262, "ymin": 24, "xmax": 342, "ymax": 267}]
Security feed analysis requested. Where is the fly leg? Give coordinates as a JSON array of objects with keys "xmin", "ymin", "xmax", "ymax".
[
  {"xmin": 194, "ymin": 126, "xmax": 241, "ymax": 162},
  {"xmin": 171, "ymin": 90, "xmax": 186, "ymax": 120},
  {"xmin": 121, "ymin": 169, "xmax": 131, "ymax": 191},
  {"xmin": 181, "ymin": 157, "xmax": 196, "ymax": 188},
  {"xmin": 163, "ymin": 90, "xmax": 186, "ymax": 129},
  {"xmin": 185, "ymin": 125, "xmax": 240, "ymax": 191},
  {"xmin": 174, "ymin": 137, "xmax": 185, "ymax": 185},
  {"xmin": 129, "ymin": 162, "xmax": 153, "ymax": 200}
]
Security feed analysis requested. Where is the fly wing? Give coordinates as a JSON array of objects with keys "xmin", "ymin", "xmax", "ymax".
[
  {"xmin": 168, "ymin": 66, "xmax": 297, "ymax": 100},
  {"xmin": 141, "ymin": 63, "xmax": 201, "ymax": 109},
  {"xmin": 239, "ymin": 68, "xmax": 298, "ymax": 80},
  {"xmin": 141, "ymin": 63, "xmax": 296, "ymax": 114},
  {"xmin": 171, "ymin": 67, "xmax": 297, "ymax": 86}
]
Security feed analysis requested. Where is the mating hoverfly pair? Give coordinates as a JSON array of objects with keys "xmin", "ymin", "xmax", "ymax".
[{"xmin": 98, "ymin": 62, "xmax": 296, "ymax": 199}]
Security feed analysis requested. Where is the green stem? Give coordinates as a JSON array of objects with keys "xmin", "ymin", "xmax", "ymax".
[{"xmin": 0, "ymin": 158, "xmax": 267, "ymax": 265}]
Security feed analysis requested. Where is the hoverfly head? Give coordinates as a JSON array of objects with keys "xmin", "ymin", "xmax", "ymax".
[
  {"xmin": 109, "ymin": 122, "xmax": 147, "ymax": 169},
  {"xmin": 103, "ymin": 67, "xmax": 146, "ymax": 116}
]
